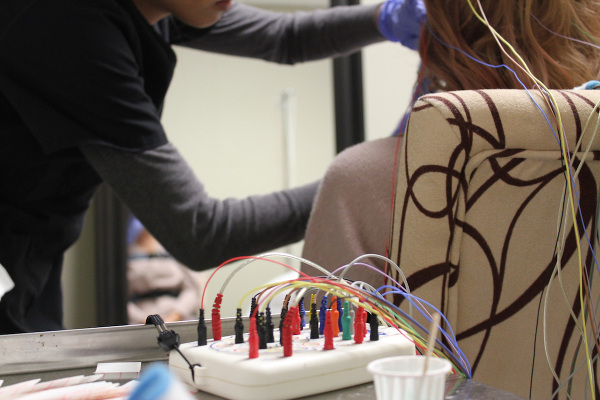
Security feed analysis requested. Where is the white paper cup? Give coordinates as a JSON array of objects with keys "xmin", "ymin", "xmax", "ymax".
[{"xmin": 367, "ymin": 355, "xmax": 452, "ymax": 400}]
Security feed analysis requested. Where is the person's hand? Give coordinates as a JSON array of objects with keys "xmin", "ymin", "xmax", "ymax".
[{"xmin": 377, "ymin": 0, "xmax": 426, "ymax": 51}]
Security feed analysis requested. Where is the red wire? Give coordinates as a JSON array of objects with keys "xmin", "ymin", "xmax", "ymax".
[
  {"xmin": 200, "ymin": 255, "xmax": 317, "ymax": 309},
  {"xmin": 199, "ymin": 256, "xmax": 459, "ymax": 370},
  {"xmin": 383, "ymin": 24, "xmax": 429, "ymax": 279},
  {"xmin": 201, "ymin": 258, "xmax": 432, "ymax": 355}
]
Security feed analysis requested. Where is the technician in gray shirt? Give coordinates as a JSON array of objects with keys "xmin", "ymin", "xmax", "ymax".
[{"xmin": 0, "ymin": 0, "xmax": 424, "ymax": 333}]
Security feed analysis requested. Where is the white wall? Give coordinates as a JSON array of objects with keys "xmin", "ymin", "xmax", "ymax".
[
  {"xmin": 62, "ymin": 205, "xmax": 97, "ymax": 329},
  {"xmin": 163, "ymin": 47, "xmax": 336, "ymax": 316},
  {"xmin": 162, "ymin": 48, "xmax": 335, "ymax": 197},
  {"xmin": 61, "ymin": 0, "xmax": 420, "ymax": 327}
]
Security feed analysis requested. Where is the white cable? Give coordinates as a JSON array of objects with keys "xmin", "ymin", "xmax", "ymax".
[{"xmin": 218, "ymin": 252, "xmax": 336, "ymax": 295}]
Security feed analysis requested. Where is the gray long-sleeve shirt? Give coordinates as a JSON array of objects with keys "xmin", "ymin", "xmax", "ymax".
[
  {"xmin": 170, "ymin": 2, "xmax": 383, "ymax": 64},
  {"xmin": 81, "ymin": 2, "xmax": 384, "ymax": 271}
]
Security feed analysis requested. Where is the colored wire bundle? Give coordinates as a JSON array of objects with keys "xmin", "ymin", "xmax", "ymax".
[
  {"xmin": 199, "ymin": 252, "xmax": 472, "ymax": 378},
  {"xmin": 458, "ymin": 1, "xmax": 600, "ymax": 397}
]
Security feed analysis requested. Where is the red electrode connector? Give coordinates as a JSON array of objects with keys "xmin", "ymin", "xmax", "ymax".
[
  {"xmin": 293, "ymin": 305, "xmax": 302, "ymax": 335},
  {"xmin": 212, "ymin": 293, "xmax": 223, "ymax": 341},
  {"xmin": 324, "ymin": 310, "xmax": 335, "ymax": 350},
  {"xmin": 248, "ymin": 316, "xmax": 259, "ymax": 359},
  {"xmin": 282, "ymin": 306, "xmax": 297, "ymax": 357},
  {"xmin": 354, "ymin": 307, "xmax": 364, "ymax": 344}
]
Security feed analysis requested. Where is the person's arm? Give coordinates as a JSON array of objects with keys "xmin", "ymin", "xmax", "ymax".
[
  {"xmin": 80, "ymin": 142, "xmax": 319, "ymax": 271},
  {"xmin": 169, "ymin": 2, "xmax": 384, "ymax": 64}
]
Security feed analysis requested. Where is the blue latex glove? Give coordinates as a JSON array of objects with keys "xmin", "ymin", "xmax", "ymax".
[{"xmin": 377, "ymin": 0, "xmax": 426, "ymax": 50}]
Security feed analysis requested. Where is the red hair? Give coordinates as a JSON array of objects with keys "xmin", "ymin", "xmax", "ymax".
[{"xmin": 421, "ymin": 0, "xmax": 600, "ymax": 91}]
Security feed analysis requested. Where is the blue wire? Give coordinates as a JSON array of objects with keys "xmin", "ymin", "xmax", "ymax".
[
  {"xmin": 425, "ymin": 21, "xmax": 559, "ymax": 145},
  {"xmin": 365, "ymin": 285, "xmax": 472, "ymax": 377},
  {"xmin": 364, "ymin": 291, "xmax": 462, "ymax": 369},
  {"xmin": 375, "ymin": 285, "xmax": 459, "ymax": 345},
  {"xmin": 375, "ymin": 285, "xmax": 472, "ymax": 375},
  {"xmin": 427, "ymin": 21, "xmax": 600, "ymax": 297}
]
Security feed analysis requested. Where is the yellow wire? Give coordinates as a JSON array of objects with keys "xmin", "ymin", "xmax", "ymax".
[
  {"xmin": 465, "ymin": 1, "xmax": 593, "ymax": 395},
  {"xmin": 246, "ymin": 280, "xmax": 424, "ymax": 345}
]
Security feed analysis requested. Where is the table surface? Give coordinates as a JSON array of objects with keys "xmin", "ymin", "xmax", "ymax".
[
  {"xmin": 0, "ymin": 321, "xmax": 526, "ymax": 399},
  {"xmin": 2, "ymin": 364, "xmax": 525, "ymax": 400}
]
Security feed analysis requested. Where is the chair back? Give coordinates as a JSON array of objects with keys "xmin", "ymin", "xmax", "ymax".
[{"xmin": 388, "ymin": 89, "xmax": 600, "ymax": 398}]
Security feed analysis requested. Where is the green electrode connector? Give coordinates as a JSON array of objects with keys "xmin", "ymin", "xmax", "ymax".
[{"xmin": 342, "ymin": 301, "xmax": 352, "ymax": 340}]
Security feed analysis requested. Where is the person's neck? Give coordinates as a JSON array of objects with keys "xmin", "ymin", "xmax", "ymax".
[{"xmin": 131, "ymin": 0, "xmax": 169, "ymax": 25}]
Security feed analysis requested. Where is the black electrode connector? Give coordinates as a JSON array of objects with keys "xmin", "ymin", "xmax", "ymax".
[
  {"xmin": 369, "ymin": 312, "xmax": 379, "ymax": 341},
  {"xmin": 310, "ymin": 302, "xmax": 319, "ymax": 339},
  {"xmin": 279, "ymin": 307, "xmax": 288, "ymax": 345},
  {"xmin": 266, "ymin": 306, "xmax": 275, "ymax": 343},
  {"xmin": 250, "ymin": 297, "xmax": 257, "ymax": 319},
  {"xmin": 197, "ymin": 308, "xmax": 208, "ymax": 346},
  {"xmin": 235, "ymin": 307, "xmax": 245, "ymax": 344},
  {"xmin": 258, "ymin": 312, "xmax": 267, "ymax": 349}
]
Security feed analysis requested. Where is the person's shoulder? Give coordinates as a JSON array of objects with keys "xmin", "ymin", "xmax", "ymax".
[
  {"xmin": 1, "ymin": 0, "xmax": 143, "ymax": 65},
  {"xmin": 1, "ymin": 0, "xmax": 133, "ymax": 41},
  {"xmin": 2, "ymin": 0, "xmax": 124, "ymax": 20}
]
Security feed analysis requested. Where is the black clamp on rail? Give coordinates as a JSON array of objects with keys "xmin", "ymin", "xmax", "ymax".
[
  {"xmin": 146, "ymin": 314, "xmax": 180, "ymax": 352},
  {"xmin": 145, "ymin": 314, "xmax": 202, "ymax": 383}
]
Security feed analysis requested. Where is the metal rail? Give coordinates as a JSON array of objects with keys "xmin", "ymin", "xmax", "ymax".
[{"xmin": 0, "ymin": 316, "xmax": 274, "ymax": 376}]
